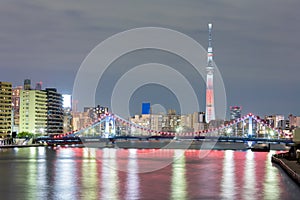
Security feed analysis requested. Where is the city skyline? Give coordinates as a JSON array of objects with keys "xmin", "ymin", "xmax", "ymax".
[{"xmin": 1, "ymin": 0, "xmax": 300, "ymax": 117}]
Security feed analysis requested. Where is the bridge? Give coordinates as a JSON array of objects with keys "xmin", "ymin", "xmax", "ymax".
[{"xmin": 37, "ymin": 113, "xmax": 294, "ymax": 147}]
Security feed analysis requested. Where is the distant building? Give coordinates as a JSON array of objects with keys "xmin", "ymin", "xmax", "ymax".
[
  {"xmin": 130, "ymin": 110, "xmax": 208, "ymax": 133},
  {"xmin": 161, "ymin": 109, "xmax": 180, "ymax": 133},
  {"xmin": 94, "ymin": 105, "xmax": 109, "ymax": 118},
  {"xmin": 19, "ymin": 90, "xmax": 47, "ymax": 135},
  {"xmin": 277, "ymin": 120, "xmax": 290, "ymax": 131},
  {"xmin": 35, "ymin": 82, "xmax": 42, "ymax": 90},
  {"xmin": 192, "ymin": 112, "xmax": 207, "ymax": 131},
  {"xmin": 180, "ymin": 113, "xmax": 194, "ymax": 133},
  {"xmin": 63, "ymin": 107, "xmax": 73, "ymax": 133},
  {"xmin": 72, "ymin": 107, "xmax": 96, "ymax": 132},
  {"xmin": 181, "ymin": 114, "xmax": 193, "ymax": 131},
  {"xmin": 24, "ymin": 79, "xmax": 31, "ymax": 90},
  {"xmin": 62, "ymin": 94, "xmax": 73, "ymax": 133},
  {"xmin": 0, "ymin": 82, "xmax": 12, "ymax": 138},
  {"xmin": 45, "ymin": 88, "xmax": 63, "ymax": 135},
  {"xmin": 209, "ymin": 119, "xmax": 225, "ymax": 129},
  {"xmin": 12, "ymin": 86, "xmax": 22, "ymax": 132},
  {"xmin": 84, "ymin": 107, "xmax": 98, "ymax": 121},
  {"xmin": 289, "ymin": 114, "xmax": 300, "ymax": 129},
  {"xmin": 230, "ymin": 106, "xmax": 241, "ymax": 120},
  {"xmin": 150, "ymin": 114, "xmax": 163, "ymax": 132},
  {"xmin": 131, "ymin": 114, "xmax": 151, "ymax": 129},
  {"xmin": 130, "ymin": 113, "xmax": 163, "ymax": 134},
  {"xmin": 142, "ymin": 102, "xmax": 151, "ymax": 114},
  {"xmin": 264, "ymin": 115, "xmax": 284, "ymax": 128}
]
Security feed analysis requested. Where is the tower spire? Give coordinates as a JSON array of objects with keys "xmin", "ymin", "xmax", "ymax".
[{"xmin": 205, "ymin": 23, "xmax": 216, "ymax": 123}]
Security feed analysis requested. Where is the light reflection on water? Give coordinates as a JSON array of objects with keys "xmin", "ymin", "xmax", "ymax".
[
  {"xmin": 101, "ymin": 148, "xmax": 119, "ymax": 200},
  {"xmin": 221, "ymin": 150, "xmax": 236, "ymax": 199},
  {"xmin": 125, "ymin": 149, "xmax": 140, "ymax": 200},
  {"xmin": 243, "ymin": 151, "xmax": 256, "ymax": 200},
  {"xmin": 0, "ymin": 147, "xmax": 299, "ymax": 200},
  {"xmin": 171, "ymin": 150, "xmax": 187, "ymax": 200},
  {"xmin": 264, "ymin": 152, "xmax": 280, "ymax": 200}
]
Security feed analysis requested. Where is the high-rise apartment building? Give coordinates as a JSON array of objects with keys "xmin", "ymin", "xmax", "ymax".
[
  {"xmin": 19, "ymin": 90, "xmax": 47, "ymax": 135},
  {"xmin": 12, "ymin": 86, "xmax": 22, "ymax": 132},
  {"xmin": 0, "ymin": 82, "xmax": 12, "ymax": 137},
  {"xmin": 45, "ymin": 88, "xmax": 63, "ymax": 135}
]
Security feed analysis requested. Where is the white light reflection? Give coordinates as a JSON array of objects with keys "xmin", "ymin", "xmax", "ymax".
[
  {"xmin": 101, "ymin": 148, "xmax": 119, "ymax": 199},
  {"xmin": 125, "ymin": 149, "xmax": 140, "ymax": 200},
  {"xmin": 38, "ymin": 146, "xmax": 45, "ymax": 156},
  {"xmin": 263, "ymin": 152, "xmax": 280, "ymax": 199},
  {"xmin": 36, "ymin": 147, "xmax": 47, "ymax": 199},
  {"xmin": 54, "ymin": 149, "xmax": 76, "ymax": 199},
  {"xmin": 26, "ymin": 147, "xmax": 37, "ymax": 200},
  {"xmin": 243, "ymin": 151, "xmax": 256, "ymax": 200},
  {"xmin": 171, "ymin": 149, "xmax": 187, "ymax": 200},
  {"xmin": 82, "ymin": 148, "xmax": 97, "ymax": 199},
  {"xmin": 221, "ymin": 150, "xmax": 236, "ymax": 199}
]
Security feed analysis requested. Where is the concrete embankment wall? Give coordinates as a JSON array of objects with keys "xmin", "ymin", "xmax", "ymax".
[{"xmin": 272, "ymin": 155, "xmax": 300, "ymax": 185}]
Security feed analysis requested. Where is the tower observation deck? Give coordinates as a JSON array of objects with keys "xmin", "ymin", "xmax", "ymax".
[{"xmin": 205, "ymin": 23, "xmax": 216, "ymax": 123}]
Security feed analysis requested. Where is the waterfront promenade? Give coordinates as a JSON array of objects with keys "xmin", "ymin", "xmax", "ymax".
[
  {"xmin": 0, "ymin": 144, "xmax": 44, "ymax": 148},
  {"xmin": 272, "ymin": 154, "xmax": 300, "ymax": 185}
]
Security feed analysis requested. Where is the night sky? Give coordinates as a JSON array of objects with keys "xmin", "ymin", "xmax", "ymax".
[{"xmin": 1, "ymin": 0, "xmax": 300, "ymax": 118}]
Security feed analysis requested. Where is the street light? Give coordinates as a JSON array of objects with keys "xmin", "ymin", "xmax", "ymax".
[{"xmin": 226, "ymin": 127, "xmax": 233, "ymax": 136}]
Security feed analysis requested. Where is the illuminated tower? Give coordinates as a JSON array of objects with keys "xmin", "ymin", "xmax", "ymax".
[{"xmin": 205, "ymin": 23, "xmax": 216, "ymax": 123}]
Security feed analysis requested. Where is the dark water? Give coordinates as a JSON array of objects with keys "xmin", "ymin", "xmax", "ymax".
[{"xmin": 0, "ymin": 147, "xmax": 299, "ymax": 200}]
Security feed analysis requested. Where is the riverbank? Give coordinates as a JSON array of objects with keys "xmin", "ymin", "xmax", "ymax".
[
  {"xmin": 0, "ymin": 140, "xmax": 290, "ymax": 151},
  {"xmin": 0, "ymin": 144, "xmax": 44, "ymax": 148},
  {"xmin": 272, "ymin": 154, "xmax": 300, "ymax": 185}
]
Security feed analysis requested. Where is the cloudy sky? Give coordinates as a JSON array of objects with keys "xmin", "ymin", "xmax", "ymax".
[{"xmin": 1, "ymin": 0, "xmax": 300, "ymax": 118}]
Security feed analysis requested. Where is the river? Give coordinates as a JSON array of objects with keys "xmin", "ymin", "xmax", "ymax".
[{"xmin": 0, "ymin": 147, "xmax": 299, "ymax": 199}]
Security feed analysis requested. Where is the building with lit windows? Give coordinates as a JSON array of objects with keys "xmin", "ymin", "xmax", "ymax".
[
  {"xmin": 63, "ymin": 107, "xmax": 72, "ymax": 133},
  {"xmin": 45, "ymin": 88, "xmax": 63, "ymax": 135},
  {"xmin": 12, "ymin": 86, "xmax": 22, "ymax": 132},
  {"xmin": 230, "ymin": 106, "xmax": 241, "ymax": 120},
  {"xmin": 264, "ymin": 115, "xmax": 284, "ymax": 128},
  {"xmin": 289, "ymin": 114, "xmax": 300, "ymax": 129},
  {"xmin": 19, "ymin": 90, "xmax": 47, "ymax": 135},
  {"xmin": 180, "ymin": 114, "xmax": 194, "ymax": 132},
  {"xmin": 0, "ymin": 82, "xmax": 12, "ymax": 138},
  {"xmin": 150, "ymin": 114, "xmax": 163, "ymax": 132},
  {"xmin": 161, "ymin": 109, "xmax": 181, "ymax": 133},
  {"xmin": 23, "ymin": 79, "xmax": 31, "ymax": 90},
  {"xmin": 131, "ymin": 114, "xmax": 151, "ymax": 129},
  {"xmin": 62, "ymin": 94, "xmax": 72, "ymax": 133},
  {"xmin": 72, "ymin": 107, "xmax": 99, "ymax": 132},
  {"xmin": 192, "ymin": 112, "xmax": 207, "ymax": 131}
]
